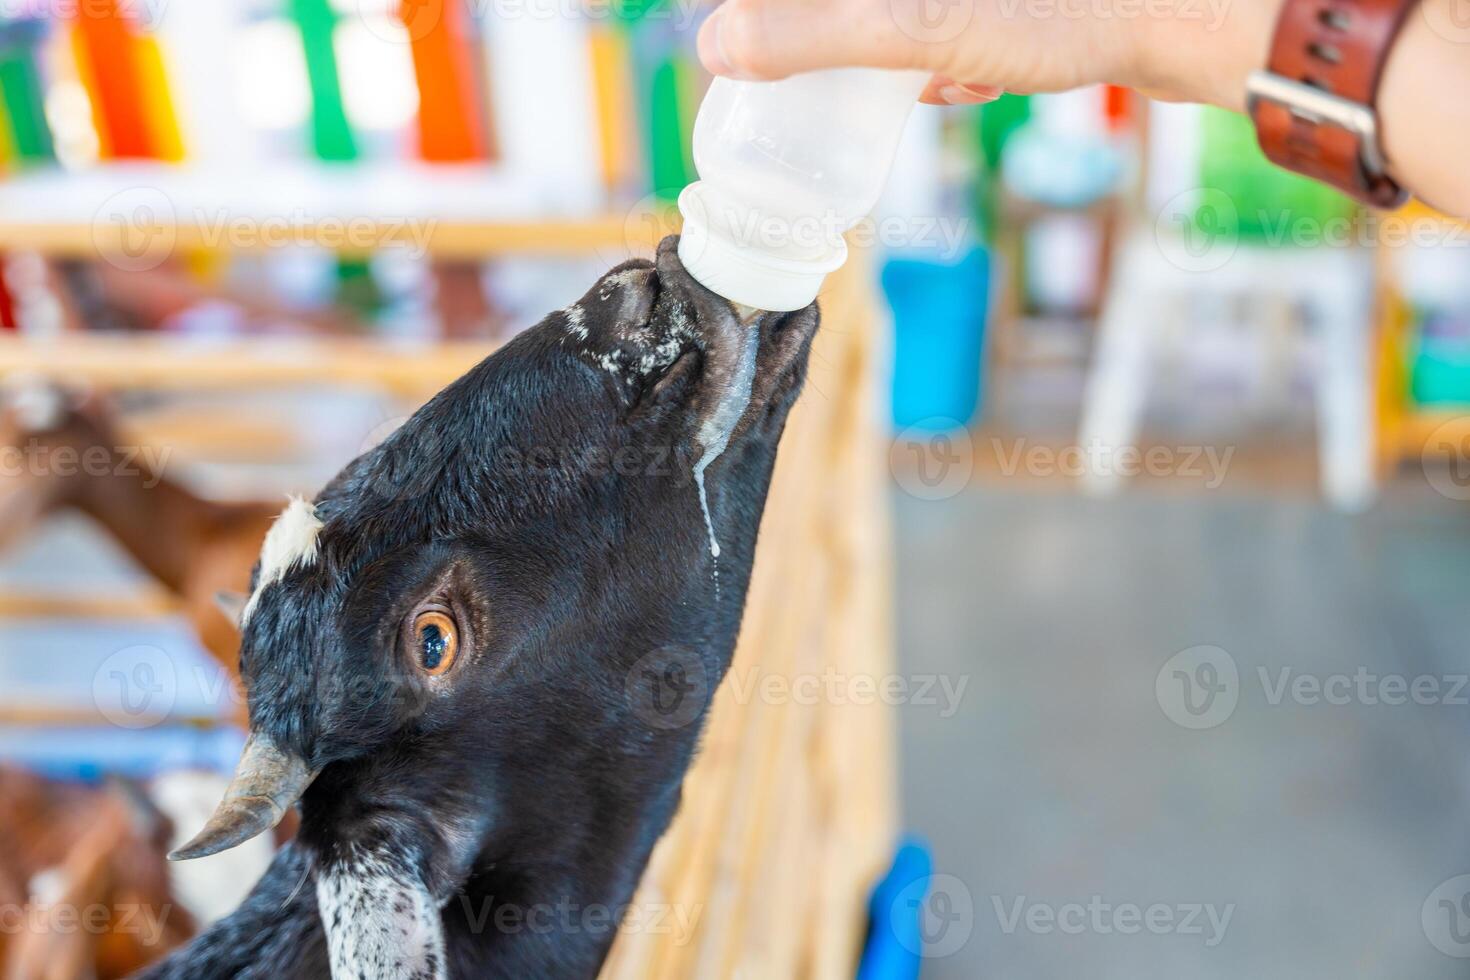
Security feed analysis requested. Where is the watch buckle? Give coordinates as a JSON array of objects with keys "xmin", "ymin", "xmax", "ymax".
[{"xmin": 1246, "ymin": 69, "xmax": 1388, "ymax": 177}]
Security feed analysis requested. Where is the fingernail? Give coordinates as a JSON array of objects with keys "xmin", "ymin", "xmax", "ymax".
[
  {"xmin": 700, "ymin": 5, "xmax": 759, "ymax": 80},
  {"xmin": 700, "ymin": 7, "xmax": 735, "ymax": 77},
  {"xmin": 938, "ymin": 83, "xmax": 1003, "ymax": 105}
]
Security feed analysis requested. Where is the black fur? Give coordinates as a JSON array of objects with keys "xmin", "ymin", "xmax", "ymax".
[{"xmin": 138, "ymin": 237, "xmax": 818, "ymax": 978}]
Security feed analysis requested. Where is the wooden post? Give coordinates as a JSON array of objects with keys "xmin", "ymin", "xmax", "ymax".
[{"xmin": 602, "ymin": 246, "xmax": 897, "ymax": 978}]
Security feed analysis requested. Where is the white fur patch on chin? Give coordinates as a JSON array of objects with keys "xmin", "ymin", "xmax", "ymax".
[
  {"xmin": 241, "ymin": 495, "xmax": 323, "ymax": 624},
  {"xmin": 316, "ymin": 849, "xmax": 447, "ymax": 980}
]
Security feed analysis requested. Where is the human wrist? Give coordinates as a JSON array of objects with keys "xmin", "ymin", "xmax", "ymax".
[
  {"xmin": 1128, "ymin": 0, "xmax": 1287, "ymax": 110},
  {"xmin": 1376, "ymin": 0, "xmax": 1468, "ymax": 211}
]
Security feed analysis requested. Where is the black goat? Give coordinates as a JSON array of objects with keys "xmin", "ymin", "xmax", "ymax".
[{"xmin": 137, "ymin": 237, "xmax": 818, "ymax": 979}]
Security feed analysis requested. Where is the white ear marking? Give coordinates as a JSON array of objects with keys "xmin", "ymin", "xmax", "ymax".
[{"xmin": 241, "ymin": 495, "xmax": 323, "ymax": 624}]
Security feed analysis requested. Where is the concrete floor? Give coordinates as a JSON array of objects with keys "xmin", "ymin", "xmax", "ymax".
[{"xmin": 893, "ymin": 476, "xmax": 1470, "ymax": 978}]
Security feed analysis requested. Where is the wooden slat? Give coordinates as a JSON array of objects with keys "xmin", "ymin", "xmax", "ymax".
[
  {"xmin": 600, "ymin": 247, "xmax": 897, "ymax": 978},
  {"xmin": 0, "ymin": 705, "xmax": 222, "ymax": 728},
  {"xmin": 0, "ymin": 214, "xmax": 679, "ymax": 260},
  {"xmin": 0, "ymin": 334, "xmax": 495, "ymax": 396},
  {"xmin": 1399, "ymin": 409, "xmax": 1470, "ymax": 460},
  {"xmin": 808, "ymin": 254, "xmax": 898, "ymax": 980},
  {"xmin": 0, "ymin": 590, "xmax": 180, "ymax": 619},
  {"xmin": 116, "ymin": 411, "xmax": 315, "ymax": 461}
]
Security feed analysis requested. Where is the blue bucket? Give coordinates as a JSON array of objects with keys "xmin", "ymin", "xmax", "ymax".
[
  {"xmin": 883, "ymin": 247, "xmax": 989, "ymax": 430},
  {"xmin": 856, "ymin": 837, "xmax": 936, "ymax": 980}
]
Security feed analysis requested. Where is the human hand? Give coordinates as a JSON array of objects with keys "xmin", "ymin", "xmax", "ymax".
[{"xmin": 696, "ymin": 0, "xmax": 1284, "ymax": 111}]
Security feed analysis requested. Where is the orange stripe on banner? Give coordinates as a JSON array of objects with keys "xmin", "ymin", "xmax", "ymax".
[
  {"xmin": 135, "ymin": 35, "xmax": 184, "ymax": 161},
  {"xmin": 68, "ymin": 24, "xmax": 107, "ymax": 159},
  {"xmin": 403, "ymin": 0, "xmax": 486, "ymax": 162},
  {"xmin": 70, "ymin": 0, "xmax": 154, "ymax": 159},
  {"xmin": 1103, "ymin": 85, "xmax": 1131, "ymax": 132},
  {"xmin": 588, "ymin": 25, "xmax": 636, "ymax": 194}
]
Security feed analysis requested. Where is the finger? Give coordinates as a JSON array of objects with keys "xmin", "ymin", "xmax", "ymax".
[
  {"xmin": 698, "ymin": 0, "xmax": 928, "ymax": 81},
  {"xmin": 920, "ymin": 77, "xmax": 1004, "ymax": 105}
]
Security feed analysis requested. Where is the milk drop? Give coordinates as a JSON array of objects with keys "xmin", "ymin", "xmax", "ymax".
[{"xmin": 691, "ymin": 318, "xmax": 761, "ymax": 571}]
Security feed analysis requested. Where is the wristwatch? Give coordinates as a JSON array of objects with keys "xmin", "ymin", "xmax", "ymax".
[{"xmin": 1246, "ymin": 0, "xmax": 1419, "ymax": 207}]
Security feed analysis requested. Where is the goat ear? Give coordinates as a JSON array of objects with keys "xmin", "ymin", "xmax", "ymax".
[{"xmin": 214, "ymin": 591, "xmax": 248, "ymax": 628}]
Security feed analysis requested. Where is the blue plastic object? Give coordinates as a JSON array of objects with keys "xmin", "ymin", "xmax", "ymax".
[
  {"xmin": 856, "ymin": 837, "xmax": 935, "ymax": 980},
  {"xmin": 1001, "ymin": 127, "xmax": 1125, "ymax": 208},
  {"xmin": 0, "ymin": 617, "xmax": 245, "ymax": 780},
  {"xmin": 0, "ymin": 725, "xmax": 245, "ymax": 782},
  {"xmin": 884, "ymin": 248, "xmax": 989, "ymax": 430}
]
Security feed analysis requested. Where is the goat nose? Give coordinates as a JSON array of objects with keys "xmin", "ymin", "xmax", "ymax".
[
  {"xmin": 169, "ymin": 733, "xmax": 317, "ymax": 861},
  {"xmin": 656, "ymin": 234, "xmax": 763, "ymax": 325},
  {"xmin": 654, "ymin": 233, "xmax": 752, "ymax": 390},
  {"xmin": 575, "ymin": 259, "xmax": 658, "ymax": 342}
]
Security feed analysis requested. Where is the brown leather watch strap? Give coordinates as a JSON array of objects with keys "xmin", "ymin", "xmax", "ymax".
[{"xmin": 1249, "ymin": 0, "xmax": 1418, "ymax": 207}]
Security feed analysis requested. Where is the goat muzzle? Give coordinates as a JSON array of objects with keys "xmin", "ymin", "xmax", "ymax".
[{"xmin": 169, "ymin": 733, "xmax": 316, "ymax": 861}]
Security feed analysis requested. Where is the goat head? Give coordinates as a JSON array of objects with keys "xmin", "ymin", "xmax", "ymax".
[{"xmin": 147, "ymin": 236, "xmax": 818, "ymax": 980}]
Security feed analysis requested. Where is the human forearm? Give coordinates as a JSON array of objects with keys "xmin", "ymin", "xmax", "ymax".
[
  {"xmin": 1136, "ymin": 0, "xmax": 1470, "ymax": 215},
  {"xmin": 700, "ymin": 0, "xmax": 1470, "ymax": 214},
  {"xmin": 1377, "ymin": 0, "xmax": 1470, "ymax": 215}
]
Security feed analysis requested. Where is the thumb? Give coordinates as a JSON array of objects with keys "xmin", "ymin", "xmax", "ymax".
[{"xmin": 697, "ymin": 0, "xmax": 936, "ymax": 81}]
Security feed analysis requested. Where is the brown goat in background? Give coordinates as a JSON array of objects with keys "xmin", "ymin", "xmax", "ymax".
[
  {"xmin": 0, "ymin": 383, "xmax": 274, "ymax": 675},
  {"xmin": 0, "ymin": 767, "xmax": 195, "ymax": 980}
]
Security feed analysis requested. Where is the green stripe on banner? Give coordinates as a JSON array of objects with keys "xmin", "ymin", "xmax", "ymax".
[
  {"xmin": 648, "ymin": 56, "xmax": 690, "ymax": 201},
  {"xmin": 334, "ymin": 257, "xmax": 384, "ymax": 319},
  {"xmin": 615, "ymin": 0, "xmax": 664, "ymax": 23},
  {"xmin": 286, "ymin": 0, "xmax": 380, "ymax": 318},
  {"xmin": 976, "ymin": 93, "xmax": 1029, "ymax": 173},
  {"xmin": 0, "ymin": 35, "xmax": 55, "ymax": 163},
  {"xmin": 673, "ymin": 54, "xmax": 699, "ymax": 185},
  {"xmin": 289, "ymin": 0, "xmax": 357, "ymax": 162},
  {"xmin": 973, "ymin": 94, "xmax": 1030, "ymax": 244}
]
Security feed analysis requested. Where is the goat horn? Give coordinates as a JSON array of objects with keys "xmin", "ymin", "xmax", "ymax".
[
  {"xmin": 214, "ymin": 590, "xmax": 248, "ymax": 629},
  {"xmin": 169, "ymin": 733, "xmax": 316, "ymax": 862}
]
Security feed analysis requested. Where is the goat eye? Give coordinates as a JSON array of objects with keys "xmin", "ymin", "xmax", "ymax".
[{"xmin": 412, "ymin": 610, "xmax": 459, "ymax": 676}]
